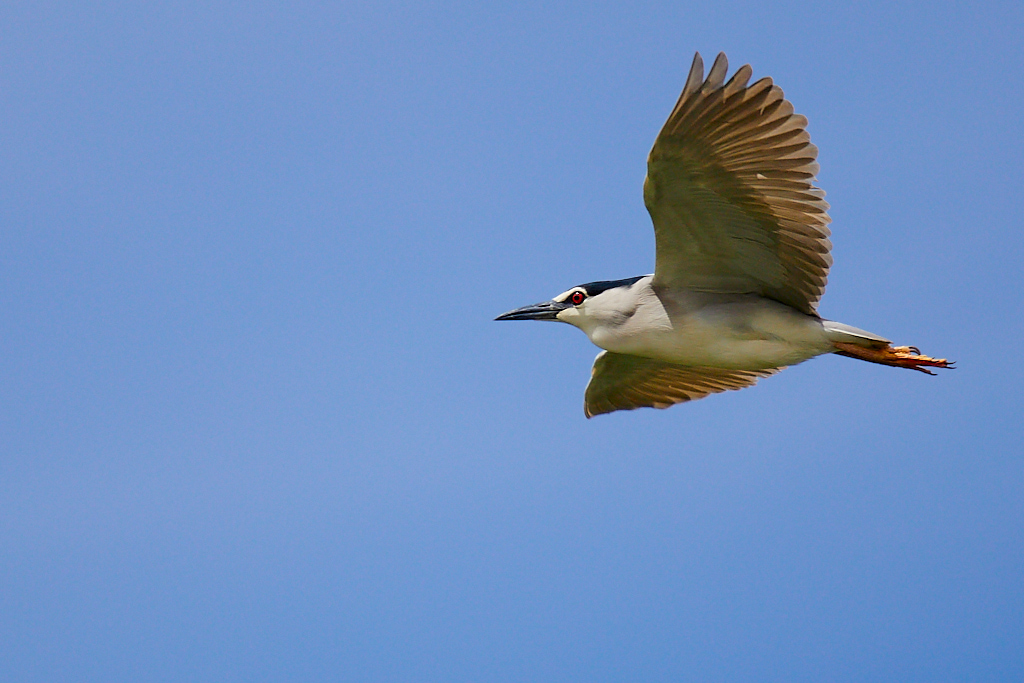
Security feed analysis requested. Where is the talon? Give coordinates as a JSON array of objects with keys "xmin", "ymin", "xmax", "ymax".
[{"xmin": 833, "ymin": 342, "xmax": 954, "ymax": 373}]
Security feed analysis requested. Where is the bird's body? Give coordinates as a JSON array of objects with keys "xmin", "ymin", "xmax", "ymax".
[
  {"xmin": 497, "ymin": 52, "xmax": 951, "ymax": 417},
  {"xmin": 568, "ymin": 275, "xmax": 835, "ymax": 370}
]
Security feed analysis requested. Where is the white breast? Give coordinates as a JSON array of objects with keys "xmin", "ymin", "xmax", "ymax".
[{"xmin": 587, "ymin": 293, "xmax": 834, "ymax": 370}]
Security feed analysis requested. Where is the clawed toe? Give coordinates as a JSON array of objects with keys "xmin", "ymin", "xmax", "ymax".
[{"xmin": 834, "ymin": 342, "xmax": 954, "ymax": 373}]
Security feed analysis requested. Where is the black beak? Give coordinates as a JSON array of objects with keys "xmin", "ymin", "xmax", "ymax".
[{"xmin": 494, "ymin": 301, "xmax": 569, "ymax": 321}]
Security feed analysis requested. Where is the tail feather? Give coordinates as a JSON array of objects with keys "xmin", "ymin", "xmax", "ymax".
[
  {"xmin": 833, "ymin": 342, "xmax": 954, "ymax": 375},
  {"xmin": 821, "ymin": 320, "xmax": 891, "ymax": 347}
]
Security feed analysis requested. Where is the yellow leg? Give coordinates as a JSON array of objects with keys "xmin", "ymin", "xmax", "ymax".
[{"xmin": 833, "ymin": 342, "xmax": 955, "ymax": 375}]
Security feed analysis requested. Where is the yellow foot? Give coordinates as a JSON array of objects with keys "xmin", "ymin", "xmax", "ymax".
[{"xmin": 834, "ymin": 342, "xmax": 955, "ymax": 375}]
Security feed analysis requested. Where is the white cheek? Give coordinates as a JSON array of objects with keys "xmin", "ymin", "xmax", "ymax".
[{"xmin": 556, "ymin": 307, "xmax": 580, "ymax": 324}]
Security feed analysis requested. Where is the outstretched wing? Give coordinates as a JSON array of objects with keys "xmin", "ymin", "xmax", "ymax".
[
  {"xmin": 645, "ymin": 52, "xmax": 832, "ymax": 315},
  {"xmin": 584, "ymin": 351, "xmax": 780, "ymax": 418}
]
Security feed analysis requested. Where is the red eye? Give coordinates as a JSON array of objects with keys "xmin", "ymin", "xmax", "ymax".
[{"xmin": 570, "ymin": 291, "xmax": 586, "ymax": 305}]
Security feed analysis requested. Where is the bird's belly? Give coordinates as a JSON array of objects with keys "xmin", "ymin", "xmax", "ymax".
[{"xmin": 593, "ymin": 302, "xmax": 833, "ymax": 369}]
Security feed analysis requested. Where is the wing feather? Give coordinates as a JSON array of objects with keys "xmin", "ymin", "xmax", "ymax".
[
  {"xmin": 646, "ymin": 52, "xmax": 832, "ymax": 314},
  {"xmin": 583, "ymin": 351, "xmax": 780, "ymax": 418}
]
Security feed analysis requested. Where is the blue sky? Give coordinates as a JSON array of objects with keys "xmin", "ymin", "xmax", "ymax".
[{"xmin": 2, "ymin": 1, "xmax": 1022, "ymax": 681}]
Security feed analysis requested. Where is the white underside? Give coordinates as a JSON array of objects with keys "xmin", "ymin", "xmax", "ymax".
[
  {"xmin": 592, "ymin": 301, "xmax": 833, "ymax": 369},
  {"xmin": 562, "ymin": 279, "xmax": 840, "ymax": 370}
]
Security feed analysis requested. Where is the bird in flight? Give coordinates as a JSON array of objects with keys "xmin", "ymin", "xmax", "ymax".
[{"xmin": 496, "ymin": 52, "xmax": 952, "ymax": 418}]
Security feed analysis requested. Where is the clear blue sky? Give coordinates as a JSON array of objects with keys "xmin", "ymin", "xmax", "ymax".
[{"xmin": 2, "ymin": 1, "xmax": 1022, "ymax": 681}]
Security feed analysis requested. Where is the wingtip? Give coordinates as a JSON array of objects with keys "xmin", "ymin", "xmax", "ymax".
[
  {"xmin": 683, "ymin": 52, "xmax": 704, "ymax": 96},
  {"xmin": 704, "ymin": 52, "xmax": 728, "ymax": 91}
]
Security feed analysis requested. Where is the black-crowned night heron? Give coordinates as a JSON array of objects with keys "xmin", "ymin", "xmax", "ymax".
[{"xmin": 497, "ymin": 52, "xmax": 952, "ymax": 418}]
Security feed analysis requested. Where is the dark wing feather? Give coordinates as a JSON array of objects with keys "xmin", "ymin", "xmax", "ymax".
[
  {"xmin": 645, "ymin": 52, "xmax": 832, "ymax": 315},
  {"xmin": 584, "ymin": 351, "xmax": 780, "ymax": 418}
]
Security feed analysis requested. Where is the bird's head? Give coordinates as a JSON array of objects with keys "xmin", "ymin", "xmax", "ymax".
[{"xmin": 495, "ymin": 276, "xmax": 648, "ymax": 332}]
